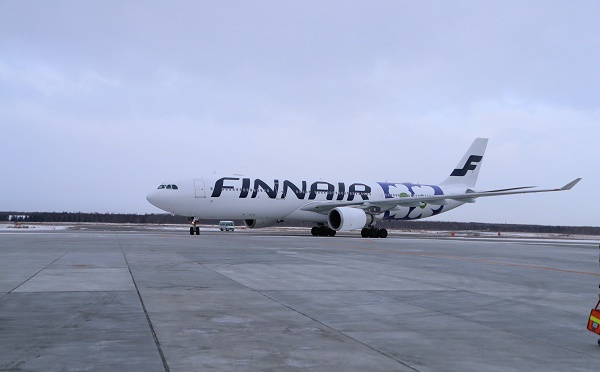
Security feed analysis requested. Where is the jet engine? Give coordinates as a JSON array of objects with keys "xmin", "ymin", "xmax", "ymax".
[
  {"xmin": 243, "ymin": 218, "xmax": 279, "ymax": 229},
  {"xmin": 327, "ymin": 207, "xmax": 374, "ymax": 231}
]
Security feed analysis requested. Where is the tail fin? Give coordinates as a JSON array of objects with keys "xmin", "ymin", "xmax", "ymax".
[{"xmin": 440, "ymin": 138, "xmax": 488, "ymax": 188}]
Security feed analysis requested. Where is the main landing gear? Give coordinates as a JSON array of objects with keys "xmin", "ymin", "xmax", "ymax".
[
  {"xmin": 361, "ymin": 227, "xmax": 388, "ymax": 239},
  {"xmin": 310, "ymin": 225, "xmax": 388, "ymax": 238},
  {"xmin": 188, "ymin": 217, "xmax": 200, "ymax": 235},
  {"xmin": 311, "ymin": 225, "xmax": 336, "ymax": 237}
]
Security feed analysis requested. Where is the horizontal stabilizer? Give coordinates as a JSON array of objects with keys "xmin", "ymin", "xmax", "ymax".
[{"xmin": 485, "ymin": 186, "xmax": 536, "ymax": 193}]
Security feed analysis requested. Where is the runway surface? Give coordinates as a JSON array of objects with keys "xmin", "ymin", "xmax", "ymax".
[{"xmin": 1, "ymin": 227, "xmax": 599, "ymax": 371}]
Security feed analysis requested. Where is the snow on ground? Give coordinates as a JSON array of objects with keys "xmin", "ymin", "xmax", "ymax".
[
  {"xmin": 0, "ymin": 222, "xmax": 597, "ymax": 241},
  {"xmin": 0, "ymin": 222, "xmax": 69, "ymax": 231}
]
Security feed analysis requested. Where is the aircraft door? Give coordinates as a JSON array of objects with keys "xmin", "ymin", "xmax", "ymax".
[{"xmin": 194, "ymin": 179, "xmax": 206, "ymax": 198}]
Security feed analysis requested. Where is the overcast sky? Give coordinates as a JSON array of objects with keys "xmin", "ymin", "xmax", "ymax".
[{"xmin": 1, "ymin": 1, "xmax": 598, "ymax": 226}]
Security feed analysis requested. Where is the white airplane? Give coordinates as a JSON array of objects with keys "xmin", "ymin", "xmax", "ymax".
[{"xmin": 146, "ymin": 138, "xmax": 581, "ymax": 238}]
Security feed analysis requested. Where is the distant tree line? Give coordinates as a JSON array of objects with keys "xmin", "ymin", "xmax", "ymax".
[
  {"xmin": 377, "ymin": 220, "xmax": 600, "ymax": 236},
  {"xmin": 1, "ymin": 211, "xmax": 599, "ymax": 235},
  {"xmin": 0, "ymin": 212, "xmax": 189, "ymax": 224}
]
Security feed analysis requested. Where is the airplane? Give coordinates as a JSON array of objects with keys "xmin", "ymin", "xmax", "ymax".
[{"xmin": 146, "ymin": 138, "xmax": 581, "ymax": 238}]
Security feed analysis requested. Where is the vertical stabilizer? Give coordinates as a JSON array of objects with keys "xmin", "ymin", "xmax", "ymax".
[{"xmin": 440, "ymin": 138, "xmax": 488, "ymax": 188}]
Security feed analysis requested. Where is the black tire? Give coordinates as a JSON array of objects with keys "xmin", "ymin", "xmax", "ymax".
[
  {"xmin": 327, "ymin": 229, "xmax": 336, "ymax": 237},
  {"xmin": 379, "ymin": 228, "xmax": 388, "ymax": 238},
  {"xmin": 361, "ymin": 228, "xmax": 370, "ymax": 238},
  {"xmin": 318, "ymin": 226, "xmax": 328, "ymax": 236},
  {"xmin": 369, "ymin": 229, "xmax": 380, "ymax": 238},
  {"xmin": 189, "ymin": 227, "xmax": 195, "ymax": 235},
  {"xmin": 311, "ymin": 226, "xmax": 319, "ymax": 236},
  {"xmin": 195, "ymin": 227, "xmax": 200, "ymax": 235}
]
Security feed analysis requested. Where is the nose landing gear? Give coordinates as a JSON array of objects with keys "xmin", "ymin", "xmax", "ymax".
[{"xmin": 188, "ymin": 217, "xmax": 200, "ymax": 235}]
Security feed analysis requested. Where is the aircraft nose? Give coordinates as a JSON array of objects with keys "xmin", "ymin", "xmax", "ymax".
[{"xmin": 146, "ymin": 190, "xmax": 160, "ymax": 207}]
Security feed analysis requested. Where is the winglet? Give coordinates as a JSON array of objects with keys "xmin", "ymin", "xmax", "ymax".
[{"xmin": 560, "ymin": 178, "xmax": 582, "ymax": 191}]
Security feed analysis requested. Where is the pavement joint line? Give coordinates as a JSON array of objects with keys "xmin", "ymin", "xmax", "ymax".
[
  {"xmin": 2, "ymin": 230, "xmax": 599, "ymax": 370},
  {"xmin": 372, "ymin": 280, "xmax": 597, "ymax": 357},
  {"xmin": 291, "ymin": 250, "xmax": 598, "ymax": 357},
  {"xmin": 280, "ymin": 249, "xmax": 596, "ymax": 358},
  {"xmin": 322, "ymin": 240, "xmax": 600, "ymax": 277},
  {"xmin": 255, "ymin": 289, "xmax": 422, "ymax": 372},
  {"xmin": 191, "ymin": 256, "xmax": 422, "ymax": 371},
  {"xmin": 0, "ymin": 251, "xmax": 68, "ymax": 301},
  {"xmin": 117, "ymin": 234, "xmax": 170, "ymax": 372},
  {"xmin": 296, "ymin": 250, "xmax": 590, "ymax": 316}
]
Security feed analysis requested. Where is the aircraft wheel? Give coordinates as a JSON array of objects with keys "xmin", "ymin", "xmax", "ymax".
[
  {"xmin": 361, "ymin": 228, "xmax": 370, "ymax": 238},
  {"xmin": 318, "ymin": 226, "xmax": 328, "ymax": 236},
  {"xmin": 189, "ymin": 227, "xmax": 195, "ymax": 235},
  {"xmin": 597, "ymin": 338, "xmax": 600, "ymax": 346},
  {"xmin": 328, "ymin": 229, "xmax": 336, "ymax": 237},
  {"xmin": 311, "ymin": 226, "xmax": 319, "ymax": 236},
  {"xmin": 195, "ymin": 227, "xmax": 200, "ymax": 235},
  {"xmin": 379, "ymin": 228, "xmax": 388, "ymax": 238},
  {"xmin": 370, "ymin": 229, "xmax": 380, "ymax": 238}
]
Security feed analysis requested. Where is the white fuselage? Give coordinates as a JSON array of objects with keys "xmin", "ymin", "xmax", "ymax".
[{"xmin": 146, "ymin": 175, "xmax": 465, "ymax": 224}]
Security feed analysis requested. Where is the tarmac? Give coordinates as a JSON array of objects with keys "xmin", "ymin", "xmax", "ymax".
[{"xmin": 1, "ymin": 226, "xmax": 600, "ymax": 371}]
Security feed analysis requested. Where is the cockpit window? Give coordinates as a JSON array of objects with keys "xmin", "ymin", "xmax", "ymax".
[
  {"xmin": 171, "ymin": 185, "xmax": 178, "ymax": 190},
  {"xmin": 157, "ymin": 184, "xmax": 178, "ymax": 190},
  {"xmin": 166, "ymin": 185, "xmax": 172, "ymax": 189},
  {"xmin": 158, "ymin": 185, "xmax": 165, "ymax": 189}
]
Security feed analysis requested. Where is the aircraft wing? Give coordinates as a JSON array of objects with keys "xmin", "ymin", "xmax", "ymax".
[{"xmin": 300, "ymin": 178, "xmax": 582, "ymax": 214}]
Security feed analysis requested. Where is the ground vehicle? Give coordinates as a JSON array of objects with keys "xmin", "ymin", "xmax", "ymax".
[{"xmin": 219, "ymin": 221, "xmax": 235, "ymax": 231}]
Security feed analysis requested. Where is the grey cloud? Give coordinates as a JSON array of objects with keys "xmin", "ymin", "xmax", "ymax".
[{"xmin": 0, "ymin": 1, "xmax": 597, "ymax": 225}]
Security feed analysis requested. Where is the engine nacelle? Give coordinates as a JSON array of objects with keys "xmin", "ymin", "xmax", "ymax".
[
  {"xmin": 327, "ymin": 207, "xmax": 373, "ymax": 231},
  {"xmin": 243, "ymin": 218, "xmax": 279, "ymax": 229}
]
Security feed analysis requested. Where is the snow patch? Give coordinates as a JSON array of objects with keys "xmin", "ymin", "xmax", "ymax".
[{"xmin": 0, "ymin": 223, "xmax": 69, "ymax": 231}]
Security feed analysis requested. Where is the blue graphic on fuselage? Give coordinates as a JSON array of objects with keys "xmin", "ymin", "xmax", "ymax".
[{"xmin": 377, "ymin": 182, "xmax": 445, "ymax": 220}]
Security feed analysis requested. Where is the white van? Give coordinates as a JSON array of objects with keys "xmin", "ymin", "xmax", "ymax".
[{"xmin": 219, "ymin": 221, "xmax": 235, "ymax": 232}]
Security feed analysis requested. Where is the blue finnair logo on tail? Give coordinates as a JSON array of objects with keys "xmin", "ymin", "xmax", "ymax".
[{"xmin": 450, "ymin": 155, "xmax": 483, "ymax": 176}]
